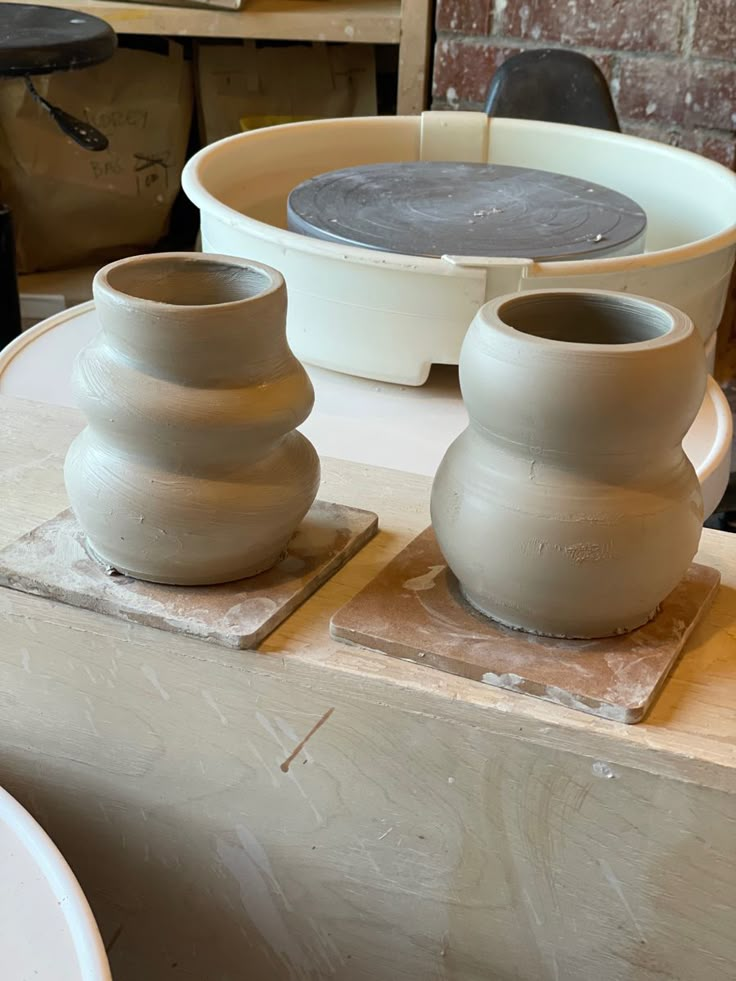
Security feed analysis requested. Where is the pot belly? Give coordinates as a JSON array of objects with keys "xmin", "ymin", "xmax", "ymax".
[
  {"xmin": 65, "ymin": 429, "xmax": 320, "ymax": 586},
  {"xmin": 431, "ymin": 430, "xmax": 703, "ymax": 639}
]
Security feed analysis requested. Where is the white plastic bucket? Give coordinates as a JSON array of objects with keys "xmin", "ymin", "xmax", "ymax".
[
  {"xmin": 183, "ymin": 113, "xmax": 736, "ymax": 385},
  {"xmin": 0, "ymin": 786, "xmax": 111, "ymax": 980}
]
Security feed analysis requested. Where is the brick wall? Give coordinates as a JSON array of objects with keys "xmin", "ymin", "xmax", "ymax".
[{"xmin": 433, "ymin": 0, "xmax": 736, "ymax": 168}]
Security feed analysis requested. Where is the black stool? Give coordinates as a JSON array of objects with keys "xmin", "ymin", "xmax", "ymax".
[
  {"xmin": 0, "ymin": 3, "xmax": 115, "ymax": 345},
  {"xmin": 485, "ymin": 49, "xmax": 620, "ymax": 132}
]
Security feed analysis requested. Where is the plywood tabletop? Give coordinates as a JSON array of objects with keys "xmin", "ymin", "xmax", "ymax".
[
  {"xmin": 1, "ymin": 394, "xmax": 735, "ymax": 791},
  {"xmin": 1, "ymin": 0, "xmax": 402, "ymax": 43}
]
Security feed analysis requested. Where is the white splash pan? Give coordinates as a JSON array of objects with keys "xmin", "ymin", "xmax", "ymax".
[
  {"xmin": 0, "ymin": 303, "xmax": 730, "ymax": 518},
  {"xmin": 183, "ymin": 112, "xmax": 736, "ymax": 385},
  {"xmin": 0, "ymin": 785, "xmax": 111, "ymax": 980}
]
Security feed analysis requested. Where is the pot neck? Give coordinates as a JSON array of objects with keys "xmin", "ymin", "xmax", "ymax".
[
  {"xmin": 486, "ymin": 289, "xmax": 689, "ymax": 356},
  {"xmin": 94, "ymin": 278, "xmax": 290, "ymax": 386}
]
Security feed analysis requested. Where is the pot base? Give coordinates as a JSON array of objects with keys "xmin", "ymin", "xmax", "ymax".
[
  {"xmin": 459, "ymin": 585, "xmax": 660, "ymax": 641},
  {"xmin": 84, "ymin": 537, "xmax": 283, "ymax": 587}
]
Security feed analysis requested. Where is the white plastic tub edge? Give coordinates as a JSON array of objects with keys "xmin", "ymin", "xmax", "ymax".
[
  {"xmin": 0, "ymin": 786, "xmax": 111, "ymax": 980},
  {"xmin": 183, "ymin": 114, "xmax": 736, "ymax": 385}
]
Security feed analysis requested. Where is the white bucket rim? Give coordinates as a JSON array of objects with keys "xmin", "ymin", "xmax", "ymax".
[{"xmin": 182, "ymin": 115, "xmax": 736, "ymax": 277}]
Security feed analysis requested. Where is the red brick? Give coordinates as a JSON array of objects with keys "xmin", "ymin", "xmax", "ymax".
[
  {"xmin": 432, "ymin": 41, "xmax": 516, "ymax": 106},
  {"xmin": 692, "ymin": 0, "xmax": 736, "ymax": 60},
  {"xmin": 617, "ymin": 58, "xmax": 735, "ymax": 131},
  {"xmin": 436, "ymin": 0, "xmax": 494, "ymax": 36},
  {"xmin": 617, "ymin": 58, "xmax": 688, "ymax": 125},
  {"xmin": 622, "ymin": 120, "xmax": 736, "ymax": 169},
  {"xmin": 590, "ymin": 52, "xmax": 615, "ymax": 82},
  {"xmin": 679, "ymin": 129, "xmax": 736, "ymax": 169},
  {"xmin": 432, "ymin": 41, "xmax": 614, "ymax": 108},
  {"xmin": 621, "ymin": 119, "xmax": 679, "ymax": 146},
  {"xmin": 501, "ymin": 0, "xmax": 685, "ymax": 54},
  {"xmin": 687, "ymin": 60, "xmax": 736, "ymax": 131}
]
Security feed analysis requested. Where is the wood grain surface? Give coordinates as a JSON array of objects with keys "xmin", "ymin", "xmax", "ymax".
[{"xmin": 0, "ymin": 395, "xmax": 735, "ymax": 980}]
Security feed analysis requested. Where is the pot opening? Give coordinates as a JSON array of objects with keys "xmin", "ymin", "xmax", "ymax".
[
  {"xmin": 106, "ymin": 258, "xmax": 273, "ymax": 307},
  {"xmin": 498, "ymin": 292, "xmax": 673, "ymax": 345}
]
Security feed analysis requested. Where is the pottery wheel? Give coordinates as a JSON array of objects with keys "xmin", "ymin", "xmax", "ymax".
[{"xmin": 287, "ymin": 162, "xmax": 647, "ymax": 261}]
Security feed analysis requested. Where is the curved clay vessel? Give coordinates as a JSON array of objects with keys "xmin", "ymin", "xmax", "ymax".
[
  {"xmin": 65, "ymin": 253, "xmax": 320, "ymax": 585},
  {"xmin": 431, "ymin": 289, "xmax": 706, "ymax": 639}
]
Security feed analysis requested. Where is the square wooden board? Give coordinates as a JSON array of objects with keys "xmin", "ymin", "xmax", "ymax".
[
  {"xmin": 330, "ymin": 526, "xmax": 721, "ymax": 723},
  {"xmin": 0, "ymin": 503, "xmax": 377, "ymax": 650}
]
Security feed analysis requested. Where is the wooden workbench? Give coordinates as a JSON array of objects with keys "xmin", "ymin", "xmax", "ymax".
[
  {"xmin": 0, "ymin": 395, "xmax": 734, "ymax": 980},
  {"xmin": 5, "ymin": 0, "xmax": 433, "ymax": 114}
]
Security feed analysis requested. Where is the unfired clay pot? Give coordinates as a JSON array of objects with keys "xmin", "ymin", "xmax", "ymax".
[
  {"xmin": 65, "ymin": 253, "xmax": 320, "ymax": 585},
  {"xmin": 431, "ymin": 289, "xmax": 706, "ymax": 639}
]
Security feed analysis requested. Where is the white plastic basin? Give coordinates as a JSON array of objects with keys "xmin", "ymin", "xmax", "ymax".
[
  {"xmin": 183, "ymin": 112, "xmax": 736, "ymax": 385},
  {"xmin": 0, "ymin": 786, "xmax": 111, "ymax": 980}
]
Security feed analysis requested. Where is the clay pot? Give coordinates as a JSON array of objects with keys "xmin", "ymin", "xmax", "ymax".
[
  {"xmin": 65, "ymin": 253, "xmax": 320, "ymax": 585},
  {"xmin": 431, "ymin": 289, "xmax": 706, "ymax": 639}
]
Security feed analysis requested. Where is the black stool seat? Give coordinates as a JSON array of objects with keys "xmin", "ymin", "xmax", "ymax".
[
  {"xmin": 0, "ymin": 3, "xmax": 116, "ymax": 347},
  {"xmin": 485, "ymin": 49, "xmax": 621, "ymax": 133},
  {"xmin": 287, "ymin": 162, "xmax": 647, "ymax": 262},
  {"xmin": 0, "ymin": 2, "xmax": 115, "ymax": 77}
]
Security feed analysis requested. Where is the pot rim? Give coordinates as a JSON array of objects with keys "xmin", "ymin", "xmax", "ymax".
[
  {"xmin": 486, "ymin": 288, "xmax": 692, "ymax": 353},
  {"xmin": 94, "ymin": 252, "xmax": 284, "ymax": 312}
]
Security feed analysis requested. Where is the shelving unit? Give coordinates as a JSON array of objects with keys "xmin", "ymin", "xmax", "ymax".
[
  {"xmin": 11, "ymin": 0, "xmax": 433, "ymax": 319},
  {"xmin": 6, "ymin": 0, "xmax": 433, "ymax": 113}
]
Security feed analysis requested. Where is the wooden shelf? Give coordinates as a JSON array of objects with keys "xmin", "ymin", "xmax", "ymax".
[
  {"xmin": 4, "ymin": 0, "xmax": 402, "ymax": 43},
  {"xmin": 7, "ymin": 0, "xmax": 431, "ymax": 121}
]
